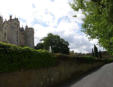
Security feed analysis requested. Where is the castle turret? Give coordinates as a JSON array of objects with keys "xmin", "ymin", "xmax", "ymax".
[
  {"xmin": 19, "ymin": 27, "xmax": 25, "ymax": 46},
  {"xmin": 2, "ymin": 21, "xmax": 8, "ymax": 42},
  {"xmin": 5, "ymin": 16, "xmax": 20, "ymax": 45},
  {"xmin": 25, "ymin": 26, "xmax": 34, "ymax": 48}
]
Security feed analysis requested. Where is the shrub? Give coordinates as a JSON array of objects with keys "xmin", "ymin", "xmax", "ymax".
[
  {"xmin": 103, "ymin": 58, "xmax": 113, "ymax": 63},
  {"xmin": 0, "ymin": 42, "xmax": 56, "ymax": 72}
]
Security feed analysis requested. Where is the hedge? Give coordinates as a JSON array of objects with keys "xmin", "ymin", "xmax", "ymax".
[{"xmin": 0, "ymin": 42, "xmax": 56, "ymax": 72}]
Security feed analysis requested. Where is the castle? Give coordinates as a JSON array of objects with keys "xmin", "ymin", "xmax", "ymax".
[{"xmin": 0, "ymin": 16, "xmax": 34, "ymax": 48}]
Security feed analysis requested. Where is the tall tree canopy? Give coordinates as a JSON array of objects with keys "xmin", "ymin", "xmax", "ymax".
[
  {"xmin": 71, "ymin": 0, "xmax": 113, "ymax": 54},
  {"xmin": 35, "ymin": 33, "xmax": 70, "ymax": 54}
]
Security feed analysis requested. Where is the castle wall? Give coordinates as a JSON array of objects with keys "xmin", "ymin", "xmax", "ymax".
[
  {"xmin": 2, "ymin": 21, "xmax": 8, "ymax": 42},
  {"xmin": 19, "ymin": 28, "xmax": 25, "ymax": 46},
  {"xmin": 0, "ymin": 29, "xmax": 3, "ymax": 41},
  {"xmin": 25, "ymin": 27, "xmax": 34, "ymax": 48},
  {"xmin": 0, "ymin": 17, "xmax": 3, "ymax": 41},
  {"xmin": 6, "ymin": 19, "xmax": 20, "ymax": 45},
  {"xmin": 0, "ymin": 16, "xmax": 34, "ymax": 48},
  {"xmin": 0, "ymin": 23, "xmax": 3, "ymax": 41}
]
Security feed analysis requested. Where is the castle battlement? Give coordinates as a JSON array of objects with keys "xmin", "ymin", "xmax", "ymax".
[{"xmin": 0, "ymin": 16, "xmax": 34, "ymax": 48}]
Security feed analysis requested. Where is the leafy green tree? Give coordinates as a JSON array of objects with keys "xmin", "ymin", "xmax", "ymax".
[
  {"xmin": 35, "ymin": 43, "xmax": 44, "ymax": 49},
  {"xmin": 36, "ymin": 33, "xmax": 70, "ymax": 54},
  {"xmin": 70, "ymin": 0, "xmax": 113, "ymax": 54}
]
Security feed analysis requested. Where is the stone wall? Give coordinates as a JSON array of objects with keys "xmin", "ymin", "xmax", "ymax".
[{"xmin": 0, "ymin": 61, "xmax": 103, "ymax": 87}]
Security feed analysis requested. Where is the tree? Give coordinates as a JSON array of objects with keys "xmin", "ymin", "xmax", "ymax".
[
  {"xmin": 35, "ymin": 43, "xmax": 44, "ymax": 49},
  {"xmin": 35, "ymin": 33, "xmax": 70, "ymax": 54},
  {"xmin": 92, "ymin": 48, "xmax": 94, "ymax": 56},
  {"xmin": 70, "ymin": 0, "xmax": 113, "ymax": 54},
  {"xmin": 98, "ymin": 50, "xmax": 102, "ymax": 59},
  {"xmin": 94, "ymin": 45, "xmax": 98, "ymax": 57}
]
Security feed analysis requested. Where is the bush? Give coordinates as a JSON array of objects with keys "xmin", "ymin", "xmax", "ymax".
[
  {"xmin": 0, "ymin": 42, "xmax": 56, "ymax": 72},
  {"xmin": 103, "ymin": 58, "xmax": 113, "ymax": 63}
]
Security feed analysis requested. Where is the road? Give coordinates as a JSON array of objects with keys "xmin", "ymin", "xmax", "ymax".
[{"xmin": 61, "ymin": 63, "xmax": 113, "ymax": 87}]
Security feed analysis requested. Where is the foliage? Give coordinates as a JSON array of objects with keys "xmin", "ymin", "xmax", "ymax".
[
  {"xmin": 94, "ymin": 44, "xmax": 98, "ymax": 57},
  {"xmin": 92, "ymin": 48, "xmax": 94, "ymax": 56},
  {"xmin": 76, "ymin": 56, "xmax": 98, "ymax": 63},
  {"xmin": 55, "ymin": 52, "xmax": 99, "ymax": 63},
  {"xmin": 0, "ymin": 42, "xmax": 56, "ymax": 72},
  {"xmin": 103, "ymin": 58, "xmax": 113, "ymax": 63},
  {"xmin": 70, "ymin": 0, "xmax": 113, "ymax": 54},
  {"xmin": 35, "ymin": 33, "xmax": 70, "ymax": 54},
  {"xmin": 98, "ymin": 50, "xmax": 102, "ymax": 58},
  {"xmin": 92, "ymin": 45, "xmax": 103, "ymax": 58},
  {"xmin": 35, "ymin": 43, "xmax": 44, "ymax": 49}
]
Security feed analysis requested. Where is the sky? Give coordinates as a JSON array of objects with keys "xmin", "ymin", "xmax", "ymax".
[{"xmin": 0, "ymin": 0, "xmax": 104, "ymax": 53}]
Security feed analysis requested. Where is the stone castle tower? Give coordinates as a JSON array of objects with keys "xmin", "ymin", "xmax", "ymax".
[{"xmin": 0, "ymin": 16, "xmax": 34, "ymax": 48}]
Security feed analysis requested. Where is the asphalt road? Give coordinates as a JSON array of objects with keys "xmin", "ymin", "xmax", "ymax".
[{"xmin": 62, "ymin": 63, "xmax": 113, "ymax": 87}]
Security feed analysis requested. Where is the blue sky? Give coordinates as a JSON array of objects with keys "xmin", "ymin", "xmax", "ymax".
[{"xmin": 0, "ymin": 0, "xmax": 103, "ymax": 53}]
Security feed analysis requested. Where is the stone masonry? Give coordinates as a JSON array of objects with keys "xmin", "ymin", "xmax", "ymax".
[{"xmin": 0, "ymin": 16, "xmax": 34, "ymax": 48}]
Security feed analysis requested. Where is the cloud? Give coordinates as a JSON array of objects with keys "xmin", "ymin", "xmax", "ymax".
[
  {"xmin": 0, "ymin": 0, "xmax": 102, "ymax": 53},
  {"xmin": 50, "ymin": 0, "xmax": 55, "ymax": 2},
  {"xmin": 32, "ymin": 18, "xmax": 49, "ymax": 27},
  {"xmin": 33, "ymin": 17, "xmax": 101, "ymax": 53}
]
